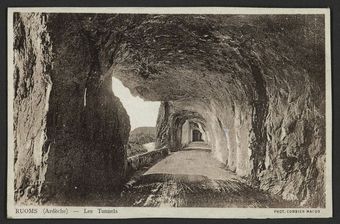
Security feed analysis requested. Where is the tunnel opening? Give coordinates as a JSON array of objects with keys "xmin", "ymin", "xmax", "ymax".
[
  {"xmin": 180, "ymin": 119, "xmax": 211, "ymax": 150},
  {"xmin": 192, "ymin": 126, "xmax": 203, "ymax": 142},
  {"xmin": 111, "ymin": 76, "xmax": 160, "ymax": 157},
  {"xmin": 12, "ymin": 13, "xmax": 327, "ymax": 208}
]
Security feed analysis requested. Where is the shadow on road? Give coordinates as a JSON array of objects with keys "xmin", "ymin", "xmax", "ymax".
[{"xmin": 119, "ymin": 173, "xmax": 297, "ymax": 208}]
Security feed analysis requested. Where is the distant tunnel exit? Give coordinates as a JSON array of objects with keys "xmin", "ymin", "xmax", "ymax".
[
  {"xmin": 192, "ymin": 129, "xmax": 203, "ymax": 142},
  {"xmin": 181, "ymin": 119, "xmax": 209, "ymax": 148}
]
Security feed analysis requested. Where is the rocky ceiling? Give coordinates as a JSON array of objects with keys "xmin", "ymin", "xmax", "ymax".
[{"xmin": 13, "ymin": 13, "xmax": 325, "ymax": 207}]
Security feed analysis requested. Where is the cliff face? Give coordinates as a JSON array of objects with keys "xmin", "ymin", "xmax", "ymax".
[
  {"xmin": 13, "ymin": 13, "xmax": 130, "ymax": 204},
  {"xmin": 12, "ymin": 13, "xmax": 325, "ymax": 207},
  {"xmin": 13, "ymin": 13, "xmax": 53, "ymax": 204}
]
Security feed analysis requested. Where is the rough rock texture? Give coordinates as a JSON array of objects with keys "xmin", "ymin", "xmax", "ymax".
[
  {"xmin": 106, "ymin": 14, "xmax": 325, "ymax": 207},
  {"xmin": 13, "ymin": 13, "xmax": 53, "ymax": 204},
  {"xmin": 13, "ymin": 13, "xmax": 130, "ymax": 204},
  {"xmin": 13, "ymin": 13, "xmax": 326, "ymax": 207}
]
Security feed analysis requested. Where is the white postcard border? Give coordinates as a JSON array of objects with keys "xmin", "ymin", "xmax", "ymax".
[{"xmin": 7, "ymin": 7, "xmax": 332, "ymax": 219}]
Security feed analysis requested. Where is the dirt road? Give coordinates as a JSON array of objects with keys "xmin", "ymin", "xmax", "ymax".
[{"xmin": 119, "ymin": 149, "xmax": 290, "ymax": 207}]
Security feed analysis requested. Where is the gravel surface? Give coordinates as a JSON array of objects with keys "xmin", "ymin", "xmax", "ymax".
[{"xmin": 119, "ymin": 150, "xmax": 294, "ymax": 207}]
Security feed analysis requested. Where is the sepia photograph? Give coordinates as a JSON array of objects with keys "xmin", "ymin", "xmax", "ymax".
[{"xmin": 7, "ymin": 7, "xmax": 332, "ymax": 219}]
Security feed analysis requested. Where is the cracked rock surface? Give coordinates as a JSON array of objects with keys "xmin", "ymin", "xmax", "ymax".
[{"xmin": 13, "ymin": 13, "xmax": 325, "ymax": 207}]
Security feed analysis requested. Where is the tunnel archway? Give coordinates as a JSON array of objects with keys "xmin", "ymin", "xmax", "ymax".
[
  {"xmin": 164, "ymin": 110, "xmax": 210, "ymax": 151},
  {"xmin": 181, "ymin": 119, "xmax": 210, "ymax": 148},
  {"xmin": 12, "ymin": 13, "xmax": 326, "ymax": 207}
]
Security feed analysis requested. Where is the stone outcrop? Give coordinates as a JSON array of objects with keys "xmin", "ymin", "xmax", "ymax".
[
  {"xmin": 12, "ymin": 13, "xmax": 326, "ymax": 207},
  {"xmin": 13, "ymin": 13, "xmax": 53, "ymax": 204},
  {"xmin": 13, "ymin": 13, "xmax": 130, "ymax": 204}
]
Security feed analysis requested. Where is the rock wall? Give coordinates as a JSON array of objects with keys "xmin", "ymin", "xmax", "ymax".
[
  {"xmin": 259, "ymin": 53, "xmax": 326, "ymax": 207},
  {"xmin": 12, "ymin": 13, "xmax": 326, "ymax": 207},
  {"xmin": 122, "ymin": 15, "xmax": 325, "ymax": 207},
  {"xmin": 13, "ymin": 13, "xmax": 130, "ymax": 204},
  {"xmin": 13, "ymin": 13, "xmax": 53, "ymax": 204},
  {"xmin": 181, "ymin": 120, "xmax": 191, "ymax": 147}
]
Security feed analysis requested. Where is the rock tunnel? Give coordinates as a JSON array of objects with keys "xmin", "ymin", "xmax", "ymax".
[{"xmin": 12, "ymin": 13, "xmax": 326, "ymax": 207}]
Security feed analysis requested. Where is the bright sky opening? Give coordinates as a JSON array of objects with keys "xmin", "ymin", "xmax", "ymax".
[{"xmin": 112, "ymin": 77, "xmax": 160, "ymax": 130}]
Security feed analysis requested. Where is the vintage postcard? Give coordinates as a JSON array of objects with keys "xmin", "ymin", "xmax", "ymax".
[{"xmin": 7, "ymin": 7, "xmax": 332, "ymax": 219}]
